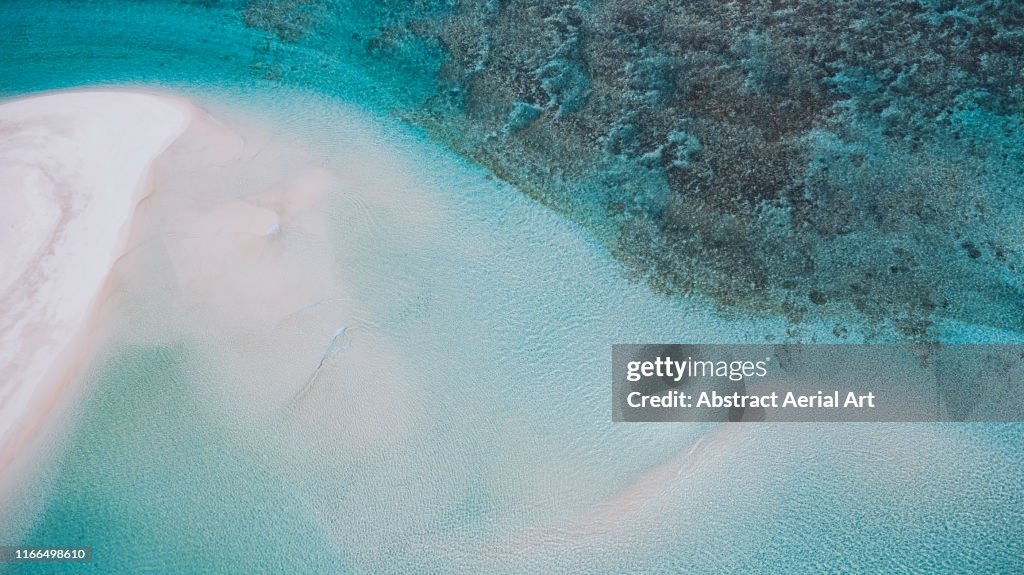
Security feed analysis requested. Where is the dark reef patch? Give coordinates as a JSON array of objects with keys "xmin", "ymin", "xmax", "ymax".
[
  {"xmin": 244, "ymin": 0, "xmax": 324, "ymax": 42},
  {"xmin": 232, "ymin": 0, "xmax": 1024, "ymax": 340}
]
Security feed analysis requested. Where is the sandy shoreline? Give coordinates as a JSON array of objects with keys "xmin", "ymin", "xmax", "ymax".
[{"xmin": 0, "ymin": 90, "xmax": 193, "ymax": 497}]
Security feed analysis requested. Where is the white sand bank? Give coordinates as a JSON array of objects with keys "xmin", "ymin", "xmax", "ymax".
[
  {"xmin": 0, "ymin": 91, "xmax": 192, "ymax": 475},
  {"xmin": 0, "ymin": 87, "xmax": 423, "ymax": 539}
]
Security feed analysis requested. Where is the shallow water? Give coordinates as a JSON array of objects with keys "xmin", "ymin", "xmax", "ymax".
[
  {"xmin": 1, "ymin": 1, "xmax": 1024, "ymax": 573},
  {"xmin": 0, "ymin": 91, "xmax": 1019, "ymax": 574}
]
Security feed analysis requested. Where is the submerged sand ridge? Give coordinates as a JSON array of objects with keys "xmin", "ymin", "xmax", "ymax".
[{"xmin": 0, "ymin": 91, "xmax": 192, "ymax": 474}]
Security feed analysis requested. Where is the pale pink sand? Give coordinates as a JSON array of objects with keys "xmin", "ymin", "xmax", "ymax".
[
  {"xmin": 0, "ymin": 90, "xmax": 426, "ymax": 531},
  {"xmin": 0, "ymin": 90, "xmax": 192, "ymax": 487},
  {"xmin": 119, "ymin": 101, "xmax": 427, "ymax": 448}
]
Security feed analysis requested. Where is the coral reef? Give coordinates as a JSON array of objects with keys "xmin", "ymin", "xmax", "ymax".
[{"xmin": 239, "ymin": 0, "xmax": 1024, "ymax": 339}]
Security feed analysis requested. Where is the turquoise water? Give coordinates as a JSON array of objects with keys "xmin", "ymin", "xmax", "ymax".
[
  {"xmin": 2, "ymin": 2, "xmax": 1024, "ymax": 573},
  {"xmin": 0, "ymin": 1, "xmax": 438, "ymax": 112},
  {"xmin": 15, "ymin": 346, "xmax": 349, "ymax": 573}
]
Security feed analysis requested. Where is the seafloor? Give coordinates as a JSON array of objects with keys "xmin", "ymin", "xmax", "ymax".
[{"xmin": 4, "ymin": 1, "xmax": 1024, "ymax": 340}]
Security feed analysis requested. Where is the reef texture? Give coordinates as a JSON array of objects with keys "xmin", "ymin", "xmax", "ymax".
[{"xmin": 239, "ymin": 0, "xmax": 1024, "ymax": 339}]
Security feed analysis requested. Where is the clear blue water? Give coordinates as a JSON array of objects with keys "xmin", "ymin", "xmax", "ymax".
[
  {"xmin": 1, "ymin": 2, "xmax": 1023, "ymax": 573},
  {"xmin": 0, "ymin": 1, "xmax": 439, "ymax": 111}
]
